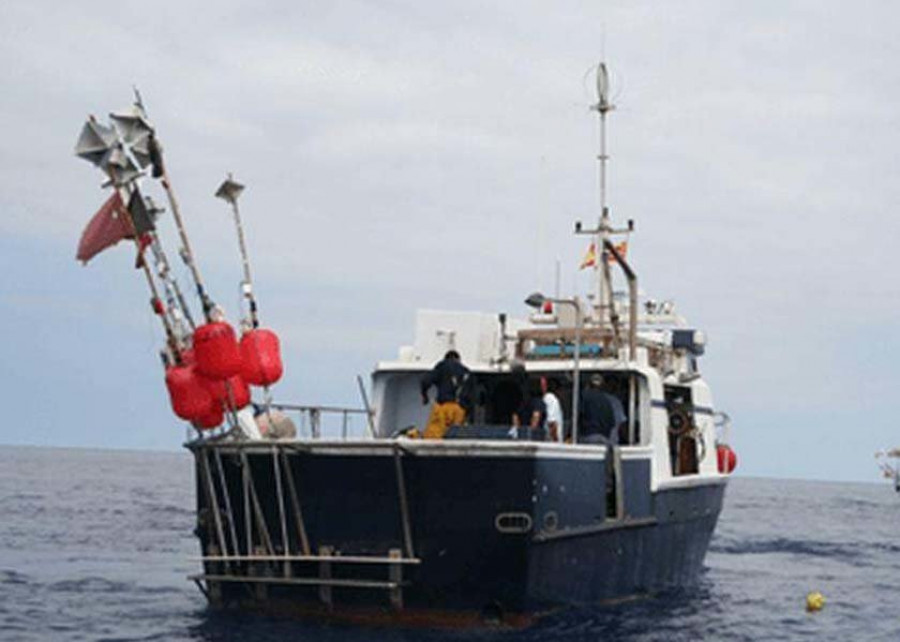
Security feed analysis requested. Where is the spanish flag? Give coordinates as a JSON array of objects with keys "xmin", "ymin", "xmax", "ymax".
[{"xmin": 579, "ymin": 242, "xmax": 597, "ymax": 270}]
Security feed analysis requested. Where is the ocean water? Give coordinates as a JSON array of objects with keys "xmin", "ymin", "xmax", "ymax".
[{"xmin": 1, "ymin": 445, "xmax": 899, "ymax": 641}]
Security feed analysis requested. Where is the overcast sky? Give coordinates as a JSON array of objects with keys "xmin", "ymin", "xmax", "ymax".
[{"xmin": 2, "ymin": 1, "xmax": 898, "ymax": 482}]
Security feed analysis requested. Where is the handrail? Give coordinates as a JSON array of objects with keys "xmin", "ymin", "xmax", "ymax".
[
  {"xmin": 270, "ymin": 403, "xmax": 368, "ymax": 415},
  {"xmin": 269, "ymin": 402, "xmax": 370, "ymax": 440}
]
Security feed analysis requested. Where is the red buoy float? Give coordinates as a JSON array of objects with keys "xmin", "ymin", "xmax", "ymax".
[
  {"xmin": 200, "ymin": 374, "xmax": 227, "ymax": 405},
  {"xmin": 240, "ymin": 328, "xmax": 283, "ymax": 386},
  {"xmin": 202, "ymin": 373, "xmax": 251, "ymax": 411},
  {"xmin": 194, "ymin": 405, "xmax": 225, "ymax": 430},
  {"xmin": 193, "ymin": 322, "xmax": 242, "ymax": 380},
  {"xmin": 717, "ymin": 444, "xmax": 738, "ymax": 474},
  {"xmin": 165, "ymin": 365, "xmax": 214, "ymax": 422},
  {"xmin": 226, "ymin": 374, "xmax": 251, "ymax": 410}
]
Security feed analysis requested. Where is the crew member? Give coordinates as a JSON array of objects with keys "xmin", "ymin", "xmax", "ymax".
[
  {"xmin": 421, "ymin": 350, "xmax": 471, "ymax": 439},
  {"xmin": 578, "ymin": 373, "xmax": 625, "ymax": 444},
  {"xmin": 542, "ymin": 377, "xmax": 564, "ymax": 443},
  {"xmin": 513, "ymin": 377, "xmax": 547, "ymax": 440}
]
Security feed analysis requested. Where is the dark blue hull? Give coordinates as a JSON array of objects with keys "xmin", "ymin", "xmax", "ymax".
[{"xmin": 189, "ymin": 442, "xmax": 725, "ymax": 624}]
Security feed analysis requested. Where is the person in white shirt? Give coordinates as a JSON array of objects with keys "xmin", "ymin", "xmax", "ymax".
[{"xmin": 542, "ymin": 377, "xmax": 564, "ymax": 443}]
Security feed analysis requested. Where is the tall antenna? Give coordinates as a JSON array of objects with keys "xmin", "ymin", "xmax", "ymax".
[
  {"xmin": 594, "ymin": 62, "xmax": 614, "ymax": 216},
  {"xmin": 592, "ymin": 62, "xmax": 615, "ymax": 319},
  {"xmin": 574, "ymin": 62, "xmax": 631, "ymax": 328}
]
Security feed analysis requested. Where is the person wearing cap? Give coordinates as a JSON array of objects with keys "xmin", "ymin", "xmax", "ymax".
[
  {"xmin": 420, "ymin": 350, "xmax": 471, "ymax": 439},
  {"xmin": 578, "ymin": 373, "xmax": 626, "ymax": 444}
]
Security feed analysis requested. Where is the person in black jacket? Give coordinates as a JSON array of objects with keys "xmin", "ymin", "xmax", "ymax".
[
  {"xmin": 420, "ymin": 350, "xmax": 471, "ymax": 439},
  {"xmin": 578, "ymin": 373, "xmax": 625, "ymax": 444}
]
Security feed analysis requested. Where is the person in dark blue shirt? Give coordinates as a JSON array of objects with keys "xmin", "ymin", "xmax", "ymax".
[
  {"xmin": 578, "ymin": 374, "xmax": 625, "ymax": 444},
  {"xmin": 513, "ymin": 377, "xmax": 547, "ymax": 441},
  {"xmin": 420, "ymin": 350, "xmax": 471, "ymax": 438}
]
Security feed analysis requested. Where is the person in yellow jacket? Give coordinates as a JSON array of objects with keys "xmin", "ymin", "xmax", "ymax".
[{"xmin": 420, "ymin": 350, "xmax": 471, "ymax": 439}]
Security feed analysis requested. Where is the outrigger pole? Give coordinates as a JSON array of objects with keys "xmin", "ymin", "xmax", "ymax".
[
  {"xmin": 148, "ymin": 228, "xmax": 197, "ymax": 336},
  {"xmin": 75, "ymin": 116, "xmax": 182, "ymax": 360},
  {"xmin": 214, "ymin": 175, "xmax": 257, "ymax": 328},
  {"xmin": 111, "ymin": 91, "xmax": 217, "ymax": 321},
  {"xmin": 215, "ymin": 174, "xmax": 278, "ymax": 415},
  {"xmin": 130, "ymin": 191, "xmax": 196, "ymax": 350}
]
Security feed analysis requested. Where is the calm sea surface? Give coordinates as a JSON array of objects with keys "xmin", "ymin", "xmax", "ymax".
[{"xmin": 1, "ymin": 445, "xmax": 899, "ymax": 641}]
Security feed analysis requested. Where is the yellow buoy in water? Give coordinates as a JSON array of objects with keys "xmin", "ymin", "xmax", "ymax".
[{"xmin": 806, "ymin": 591, "xmax": 825, "ymax": 612}]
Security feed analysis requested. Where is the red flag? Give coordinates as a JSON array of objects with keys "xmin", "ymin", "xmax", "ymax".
[{"xmin": 76, "ymin": 193, "xmax": 132, "ymax": 264}]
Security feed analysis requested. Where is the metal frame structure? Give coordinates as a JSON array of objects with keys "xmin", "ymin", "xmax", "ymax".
[{"xmin": 188, "ymin": 439, "xmax": 422, "ymax": 610}]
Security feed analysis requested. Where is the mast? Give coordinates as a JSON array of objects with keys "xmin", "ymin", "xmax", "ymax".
[
  {"xmin": 575, "ymin": 62, "xmax": 616, "ymax": 326},
  {"xmin": 594, "ymin": 63, "xmax": 613, "ymax": 321},
  {"xmin": 574, "ymin": 62, "xmax": 635, "ymax": 339}
]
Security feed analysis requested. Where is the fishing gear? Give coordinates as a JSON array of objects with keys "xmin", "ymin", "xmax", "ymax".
[
  {"xmin": 215, "ymin": 174, "xmax": 284, "ymax": 394},
  {"xmin": 110, "ymin": 94, "xmax": 216, "ymax": 320}
]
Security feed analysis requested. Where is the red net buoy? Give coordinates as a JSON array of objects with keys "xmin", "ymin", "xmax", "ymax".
[
  {"xmin": 201, "ymin": 373, "xmax": 251, "ymax": 411},
  {"xmin": 194, "ymin": 405, "xmax": 225, "ymax": 430},
  {"xmin": 717, "ymin": 444, "xmax": 738, "ymax": 474},
  {"xmin": 200, "ymin": 374, "xmax": 227, "ymax": 405},
  {"xmin": 193, "ymin": 322, "xmax": 242, "ymax": 380},
  {"xmin": 165, "ymin": 365, "xmax": 214, "ymax": 422},
  {"xmin": 240, "ymin": 328, "xmax": 283, "ymax": 386},
  {"xmin": 227, "ymin": 374, "xmax": 251, "ymax": 410}
]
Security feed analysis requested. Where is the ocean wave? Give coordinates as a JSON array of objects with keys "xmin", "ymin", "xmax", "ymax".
[
  {"xmin": 50, "ymin": 577, "xmax": 135, "ymax": 594},
  {"xmin": 0, "ymin": 569, "xmax": 31, "ymax": 585},
  {"xmin": 709, "ymin": 536, "xmax": 863, "ymax": 561}
]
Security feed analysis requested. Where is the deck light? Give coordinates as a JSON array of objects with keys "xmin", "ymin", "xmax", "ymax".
[{"xmin": 524, "ymin": 292, "xmax": 546, "ymax": 309}]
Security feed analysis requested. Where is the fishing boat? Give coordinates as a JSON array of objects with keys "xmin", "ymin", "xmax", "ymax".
[
  {"xmin": 875, "ymin": 450, "xmax": 900, "ymax": 492},
  {"xmin": 73, "ymin": 64, "xmax": 737, "ymax": 627}
]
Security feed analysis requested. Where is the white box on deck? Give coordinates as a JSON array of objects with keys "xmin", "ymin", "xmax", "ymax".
[{"xmin": 412, "ymin": 310, "xmax": 503, "ymax": 365}]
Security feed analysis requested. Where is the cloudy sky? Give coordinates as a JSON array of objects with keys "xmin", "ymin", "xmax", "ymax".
[{"xmin": 1, "ymin": 1, "xmax": 898, "ymax": 482}]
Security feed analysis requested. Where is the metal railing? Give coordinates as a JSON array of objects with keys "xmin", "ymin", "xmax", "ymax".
[
  {"xmin": 189, "ymin": 439, "xmax": 419, "ymax": 610},
  {"xmin": 269, "ymin": 403, "xmax": 372, "ymax": 440}
]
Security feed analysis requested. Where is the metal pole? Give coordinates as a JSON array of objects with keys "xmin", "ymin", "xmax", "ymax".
[
  {"xmin": 593, "ymin": 62, "xmax": 614, "ymax": 327},
  {"xmin": 271, "ymin": 446, "xmax": 290, "ymax": 558},
  {"xmin": 628, "ymin": 375, "xmax": 636, "ymax": 445},
  {"xmin": 240, "ymin": 451, "xmax": 275, "ymax": 555},
  {"xmin": 109, "ymin": 183, "xmax": 181, "ymax": 358},
  {"xmin": 393, "ymin": 445, "xmax": 415, "ymax": 559},
  {"xmin": 572, "ymin": 300, "xmax": 582, "ymax": 445},
  {"xmin": 281, "ymin": 451, "xmax": 311, "ymax": 556},
  {"xmin": 357, "ymin": 375, "xmax": 376, "ymax": 438},
  {"xmin": 160, "ymin": 172, "xmax": 214, "ymax": 319},
  {"xmin": 242, "ymin": 459, "xmax": 253, "ymax": 556},
  {"xmin": 200, "ymin": 449, "xmax": 230, "ymax": 565},
  {"xmin": 549, "ymin": 297, "xmax": 582, "ymax": 444},
  {"xmin": 230, "ymin": 195, "xmax": 257, "ymax": 329},
  {"xmin": 596, "ymin": 109, "xmax": 606, "ymax": 321},
  {"xmin": 150, "ymin": 235, "xmax": 196, "ymax": 334},
  {"xmin": 213, "ymin": 449, "xmax": 240, "ymax": 558}
]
